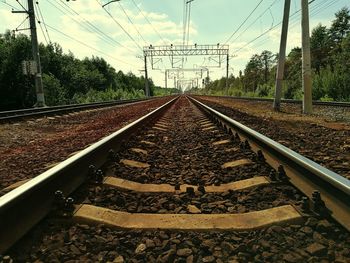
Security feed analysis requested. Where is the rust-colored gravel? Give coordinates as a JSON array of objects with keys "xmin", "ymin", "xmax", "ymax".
[
  {"xmin": 6, "ymin": 96, "xmax": 350, "ymax": 263},
  {"xmin": 195, "ymin": 96, "xmax": 350, "ymax": 180},
  {"xmin": 0, "ymin": 98, "xmax": 171, "ymax": 189}
]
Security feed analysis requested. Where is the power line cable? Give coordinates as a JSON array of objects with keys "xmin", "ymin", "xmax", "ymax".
[
  {"xmin": 96, "ymin": 0, "xmax": 143, "ymax": 52},
  {"xmin": 224, "ymin": 0, "xmax": 265, "ymax": 45},
  {"xmin": 15, "ymin": 0, "xmax": 27, "ymax": 11},
  {"xmin": 230, "ymin": 0, "xmax": 281, "ymax": 45},
  {"xmin": 183, "ymin": 0, "xmax": 187, "ymax": 46},
  {"xmin": 47, "ymin": 0, "xmax": 139, "ymax": 56},
  {"xmin": 0, "ymin": 0, "xmax": 19, "ymax": 10},
  {"xmin": 131, "ymin": 0, "xmax": 167, "ymax": 45},
  {"xmin": 232, "ymin": 0, "xmax": 318, "ymax": 54},
  {"xmin": 186, "ymin": 0, "xmax": 192, "ymax": 46},
  {"xmin": 118, "ymin": 1, "xmax": 148, "ymax": 45},
  {"xmin": 43, "ymin": 22, "xmax": 139, "ymax": 68},
  {"xmin": 58, "ymin": 0, "xmax": 137, "ymax": 55},
  {"xmin": 34, "ymin": 3, "xmax": 49, "ymax": 45},
  {"xmin": 36, "ymin": 1, "xmax": 52, "ymax": 43}
]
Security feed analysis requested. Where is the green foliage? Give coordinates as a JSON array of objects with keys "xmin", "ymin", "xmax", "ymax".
[
  {"xmin": 73, "ymin": 88, "xmax": 145, "ymax": 104},
  {"xmin": 152, "ymin": 87, "xmax": 181, "ymax": 96},
  {"xmin": 0, "ymin": 31, "xmax": 155, "ymax": 110},
  {"xmin": 188, "ymin": 7, "xmax": 350, "ymax": 102},
  {"xmin": 42, "ymin": 73, "xmax": 68, "ymax": 105}
]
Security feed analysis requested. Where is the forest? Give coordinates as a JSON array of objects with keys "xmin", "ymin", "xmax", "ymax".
[
  {"xmin": 0, "ymin": 31, "xmax": 170, "ymax": 110},
  {"xmin": 191, "ymin": 7, "xmax": 350, "ymax": 102}
]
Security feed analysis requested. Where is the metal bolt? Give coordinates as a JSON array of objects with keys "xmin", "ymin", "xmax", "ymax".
[
  {"xmin": 301, "ymin": 196, "xmax": 310, "ymax": 212},
  {"xmin": 65, "ymin": 197, "xmax": 75, "ymax": 212},
  {"xmin": 244, "ymin": 140, "xmax": 250, "ymax": 149},
  {"xmin": 88, "ymin": 165, "xmax": 96, "ymax": 179},
  {"xmin": 277, "ymin": 165, "xmax": 288, "ymax": 181},
  {"xmin": 257, "ymin": 150, "xmax": 265, "ymax": 162},
  {"xmin": 214, "ymin": 180, "xmax": 220, "ymax": 186},
  {"xmin": 54, "ymin": 190, "xmax": 66, "ymax": 209},
  {"xmin": 312, "ymin": 190, "xmax": 326, "ymax": 214},
  {"xmin": 186, "ymin": 187, "xmax": 195, "ymax": 195},
  {"xmin": 228, "ymin": 128, "xmax": 234, "ymax": 135},
  {"xmin": 198, "ymin": 185, "xmax": 206, "ymax": 193},
  {"xmin": 269, "ymin": 170, "xmax": 277, "ymax": 181},
  {"xmin": 108, "ymin": 149, "xmax": 116, "ymax": 161},
  {"xmin": 95, "ymin": 169, "xmax": 104, "ymax": 183},
  {"xmin": 239, "ymin": 141, "xmax": 245, "ymax": 149}
]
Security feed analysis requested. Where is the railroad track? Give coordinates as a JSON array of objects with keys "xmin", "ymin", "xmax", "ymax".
[
  {"xmin": 1, "ymin": 96, "xmax": 349, "ymax": 262},
  {"xmin": 206, "ymin": 95, "xmax": 350, "ymax": 108},
  {"xmin": 0, "ymin": 98, "xmax": 152, "ymax": 122}
]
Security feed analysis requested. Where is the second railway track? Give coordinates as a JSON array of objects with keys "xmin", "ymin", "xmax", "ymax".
[
  {"xmin": 1, "ymin": 96, "xmax": 349, "ymax": 262},
  {"xmin": 0, "ymin": 98, "xmax": 153, "ymax": 122}
]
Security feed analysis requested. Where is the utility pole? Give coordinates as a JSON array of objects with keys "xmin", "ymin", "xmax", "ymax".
[
  {"xmin": 226, "ymin": 54, "xmax": 229, "ymax": 95},
  {"xmin": 13, "ymin": 0, "xmax": 46, "ymax": 107},
  {"xmin": 301, "ymin": 0, "xmax": 313, "ymax": 113},
  {"xmin": 273, "ymin": 0, "xmax": 291, "ymax": 111},
  {"xmin": 165, "ymin": 71, "xmax": 167, "ymax": 90},
  {"xmin": 144, "ymin": 55, "xmax": 150, "ymax": 97}
]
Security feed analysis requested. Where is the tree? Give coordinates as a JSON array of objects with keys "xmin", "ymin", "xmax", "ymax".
[
  {"xmin": 329, "ymin": 7, "xmax": 350, "ymax": 45},
  {"xmin": 311, "ymin": 24, "xmax": 330, "ymax": 73},
  {"xmin": 260, "ymin": 50, "xmax": 275, "ymax": 83},
  {"xmin": 284, "ymin": 47, "xmax": 302, "ymax": 99}
]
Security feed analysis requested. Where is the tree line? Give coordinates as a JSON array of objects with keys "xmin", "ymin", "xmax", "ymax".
[
  {"xmin": 192, "ymin": 7, "xmax": 350, "ymax": 102},
  {"xmin": 0, "ymin": 31, "xmax": 164, "ymax": 110}
]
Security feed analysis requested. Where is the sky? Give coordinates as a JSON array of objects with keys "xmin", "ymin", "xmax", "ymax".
[{"xmin": 0, "ymin": 0, "xmax": 349, "ymax": 89}]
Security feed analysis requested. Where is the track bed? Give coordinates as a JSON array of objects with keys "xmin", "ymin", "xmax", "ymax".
[{"xmin": 4, "ymin": 97, "xmax": 350, "ymax": 262}]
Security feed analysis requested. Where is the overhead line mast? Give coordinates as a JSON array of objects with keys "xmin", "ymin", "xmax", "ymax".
[{"xmin": 12, "ymin": 0, "xmax": 46, "ymax": 107}]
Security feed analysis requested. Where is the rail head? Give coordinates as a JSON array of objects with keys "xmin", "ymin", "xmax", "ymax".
[
  {"xmin": 193, "ymin": 95, "xmax": 350, "ymax": 108},
  {"xmin": 189, "ymin": 96, "xmax": 350, "ymax": 231},
  {"xmin": 0, "ymin": 96, "xmax": 178, "ymax": 253},
  {"xmin": 0, "ymin": 97, "xmax": 163, "ymax": 121}
]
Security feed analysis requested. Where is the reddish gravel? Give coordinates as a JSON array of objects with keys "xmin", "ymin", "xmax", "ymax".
[
  {"xmin": 0, "ymin": 98, "xmax": 172, "ymax": 189},
  {"xmin": 7, "ymin": 96, "xmax": 350, "ymax": 263},
  {"xmin": 195, "ymin": 96, "xmax": 350, "ymax": 180}
]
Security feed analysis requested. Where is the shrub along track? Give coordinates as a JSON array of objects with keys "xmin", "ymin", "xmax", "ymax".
[
  {"xmin": 195, "ymin": 96, "xmax": 350, "ymax": 181},
  {"xmin": 3, "ymin": 96, "xmax": 350, "ymax": 262}
]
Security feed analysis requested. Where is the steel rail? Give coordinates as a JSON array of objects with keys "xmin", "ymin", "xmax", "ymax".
[
  {"xmin": 0, "ymin": 96, "xmax": 178, "ymax": 253},
  {"xmin": 198, "ymin": 95, "xmax": 350, "ymax": 108},
  {"xmin": 189, "ymin": 96, "xmax": 350, "ymax": 231},
  {"xmin": 0, "ymin": 98, "xmax": 154, "ymax": 122}
]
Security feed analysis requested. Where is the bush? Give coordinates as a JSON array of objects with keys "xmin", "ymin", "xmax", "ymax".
[{"xmin": 72, "ymin": 88, "xmax": 145, "ymax": 104}]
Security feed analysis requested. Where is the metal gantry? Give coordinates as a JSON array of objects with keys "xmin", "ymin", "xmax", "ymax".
[
  {"xmin": 164, "ymin": 68, "xmax": 209, "ymax": 90},
  {"xmin": 143, "ymin": 44, "xmax": 229, "ymax": 95}
]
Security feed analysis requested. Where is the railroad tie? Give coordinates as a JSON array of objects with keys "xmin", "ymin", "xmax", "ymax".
[
  {"xmin": 73, "ymin": 204, "xmax": 303, "ymax": 231},
  {"xmin": 120, "ymin": 159, "xmax": 150, "ymax": 169},
  {"xmin": 103, "ymin": 176, "xmax": 270, "ymax": 193},
  {"xmin": 222, "ymin": 159, "xmax": 252, "ymax": 169}
]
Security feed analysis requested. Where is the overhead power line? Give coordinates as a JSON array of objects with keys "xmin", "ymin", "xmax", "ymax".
[
  {"xmin": 36, "ymin": 1, "xmax": 52, "ymax": 43},
  {"xmin": 224, "ymin": 0, "xmax": 265, "ymax": 45},
  {"xmin": 131, "ymin": 0, "xmax": 167, "ymax": 45},
  {"xmin": 118, "ymin": 1, "xmax": 148, "ymax": 45},
  {"xmin": 52, "ymin": 0, "xmax": 138, "ymax": 55},
  {"xmin": 96, "ymin": 0, "xmax": 143, "ymax": 52},
  {"xmin": 1, "ymin": 0, "xmax": 20, "ymax": 10},
  {"xmin": 34, "ymin": 3, "xmax": 49, "ymax": 45},
  {"xmin": 43, "ymin": 22, "xmax": 139, "ymax": 68},
  {"xmin": 230, "ymin": 0, "xmax": 281, "ymax": 45},
  {"xmin": 232, "ymin": 0, "xmax": 319, "ymax": 54}
]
